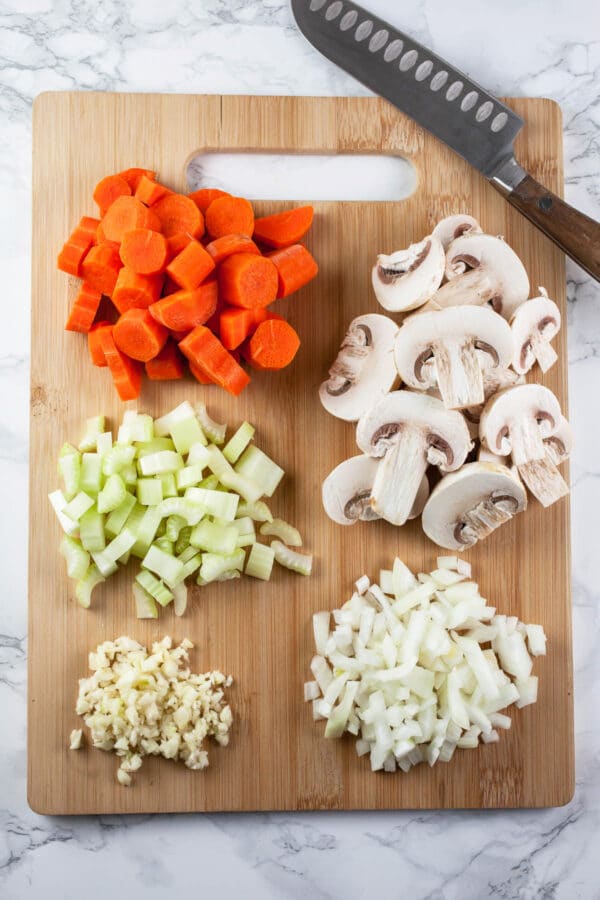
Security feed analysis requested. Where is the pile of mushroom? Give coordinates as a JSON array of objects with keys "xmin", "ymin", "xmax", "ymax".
[{"xmin": 321, "ymin": 214, "xmax": 572, "ymax": 551}]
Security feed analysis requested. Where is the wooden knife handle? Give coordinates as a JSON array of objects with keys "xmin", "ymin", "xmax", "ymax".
[{"xmin": 504, "ymin": 174, "xmax": 600, "ymax": 280}]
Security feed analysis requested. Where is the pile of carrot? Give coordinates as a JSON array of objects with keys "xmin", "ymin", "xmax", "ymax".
[{"xmin": 57, "ymin": 168, "xmax": 318, "ymax": 400}]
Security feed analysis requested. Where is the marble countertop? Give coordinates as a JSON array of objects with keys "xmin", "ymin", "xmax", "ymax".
[{"xmin": 1, "ymin": 1, "xmax": 599, "ymax": 897}]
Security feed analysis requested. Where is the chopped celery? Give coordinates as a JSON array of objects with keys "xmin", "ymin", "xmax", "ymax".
[
  {"xmin": 118, "ymin": 412, "xmax": 153, "ymax": 444},
  {"xmin": 136, "ymin": 477, "xmax": 163, "ymax": 507},
  {"xmin": 79, "ymin": 506, "xmax": 106, "ymax": 553},
  {"xmin": 60, "ymin": 535, "xmax": 90, "ymax": 580},
  {"xmin": 63, "ymin": 491, "xmax": 95, "ymax": 522},
  {"xmin": 79, "ymin": 453, "xmax": 103, "ymax": 496},
  {"xmin": 102, "ymin": 445, "xmax": 136, "ymax": 475},
  {"xmin": 75, "ymin": 565, "xmax": 105, "ymax": 608},
  {"xmin": 235, "ymin": 446, "xmax": 284, "ymax": 497},
  {"xmin": 95, "ymin": 527, "xmax": 136, "ymax": 569},
  {"xmin": 136, "ymin": 437, "xmax": 175, "ymax": 457},
  {"xmin": 199, "ymin": 549, "xmax": 245, "ymax": 583},
  {"xmin": 245, "ymin": 542, "xmax": 275, "ymax": 581},
  {"xmin": 78, "ymin": 416, "xmax": 105, "ymax": 452},
  {"xmin": 219, "ymin": 470, "xmax": 262, "ymax": 504},
  {"xmin": 233, "ymin": 516, "xmax": 256, "ymax": 547},
  {"xmin": 121, "ymin": 463, "xmax": 138, "ymax": 487},
  {"xmin": 139, "ymin": 450, "xmax": 184, "ymax": 476},
  {"xmin": 223, "ymin": 421, "xmax": 255, "ymax": 464},
  {"xmin": 180, "ymin": 553, "xmax": 201, "ymax": 580},
  {"xmin": 166, "ymin": 515, "xmax": 187, "ymax": 542},
  {"xmin": 130, "ymin": 506, "xmax": 163, "ymax": 558},
  {"xmin": 96, "ymin": 432, "xmax": 113, "ymax": 458},
  {"xmin": 177, "ymin": 544, "xmax": 199, "ymax": 564},
  {"xmin": 173, "ymin": 582, "xmax": 188, "ymax": 616},
  {"xmin": 190, "ymin": 520, "xmax": 238, "ymax": 555},
  {"xmin": 154, "ymin": 401, "xmax": 196, "ymax": 437},
  {"xmin": 187, "ymin": 442, "xmax": 211, "ymax": 467},
  {"xmin": 205, "ymin": 444, "xmax": 234, "ymax": 478},
  {"xmin": 185, "ymin": 487, "xmax": 239, "ymax": 521},
  {"xmin": 170, "ymin": 416, "xmax": 207, "ymax": 454},
  {"xmin": 158, "ymin": 497, "xmax": 204, "ymax": 526},
  {"xmin": 141, "ymin": 545, "xmax": 184, "ymax": 588},
  {"xmin": 58, "ymin": 444, "xmax": 81, "ymax": 500},
  {"xmin": 136, "ymin": 569, "xmax": 173, "ymax": 607},
  {"xmin": 49, "ymin": 490, "xmax": 80, "ymax": 536},
  {"xmin": 119, "ymin": 549, "xmax": 131, "ymax": 565},
  {"xmin": 97, "ymin": 473, "xmax": 127, "ymax": 514},
  {"xmin": 195, "ymin": 403, "xmax": 227, "ymax": 444},
  {"xmin": 260, "ymin": 518, "xmax": 302, "ymax": 547},
  {"xmin": 91, "ymin": 552, "xmax": 118, "ymax": 577},
  {"xmin": 272, "ymin": 540, "xmax": 313, "ymax": 576},
  {"xmin": 197, "ymin": 473, "xmax": 219, "ymax": 491},
  {"xmin": 133, "ymin": 582, "xmax": 158, "ymax": 619},
  {"xmin": 160, "ymin": 473, "xmax": 178, "ymax": 497},
  {"xmin": 154, "ymin": 537, "xmax": 175, "ymax": 555},
  {"xmin": 104, "ymin": 492, "xmax": 136, "ymax": 538},
  {"xmin": 237, "ymin": 500, "xmax": 273, "ymax": 523},
  {"xmin": 176, "ymin": 464, "xmax": 205, "ymax": 492},
  {"xmin": 175, "ymin": 526, "xmax": 192, "ymax": 555}
]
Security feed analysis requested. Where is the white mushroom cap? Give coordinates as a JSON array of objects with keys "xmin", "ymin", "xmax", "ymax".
[
  {"xmin": 321, "ymin": 454, "xmax": 428, "ymax": 525},
  {"xmin": 319, "ymin": 314, "xmax": 399, "ymax": 422},
  {"xmin": 356, "ymin": 391, "xmax": 472, "ymax": 525},
  {"xmin": 371, "ymin": 235, "xmax": 445, "ymax": 312},
  {"xmin": 394, "ymin": 306, "xmax": 514, "ymax": 410},
  {"xmin": 422, "ymin": 462, "xmax": 527, "ymax": 550},
  {"xmin": 511, "ymin": 290, "xmax": 561, "ymax": 374},
  {"xmin": 432, "ymin": 214, "xmax": 482, "ymax": 251},
  {"xmin": 444, "ymin": 233, "xmax": 530, "ymax": 320},
  {"xmin": 544, "ymin": 415, "xmax": 573, "ymax": 466}
]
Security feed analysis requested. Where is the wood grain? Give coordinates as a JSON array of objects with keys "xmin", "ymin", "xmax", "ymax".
[{"xmin": 28, "ymin": 93, "xmax": 573, "ymax": 814}]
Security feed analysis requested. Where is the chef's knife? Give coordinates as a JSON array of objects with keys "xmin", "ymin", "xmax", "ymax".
[{"xmin": 291, "ymin": 0, "xmax": 600, "ymax": 281}]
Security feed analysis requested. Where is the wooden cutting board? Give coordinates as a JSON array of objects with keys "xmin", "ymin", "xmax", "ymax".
[{"xmin": 29, "ymin": 93, "xmax": 573, "ymax": 814}]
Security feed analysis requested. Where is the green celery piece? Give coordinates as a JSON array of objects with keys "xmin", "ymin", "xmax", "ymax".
[
  {"xmin": 223, "ymin": 421, "xmax": 255, "ymax": 464},
  {"xmin": 78, "ymin": 416, "xmax": 105, "ymax": 452},
  {"xmin": 236, "ymin": 500, "xmax": 273, "ymax": 523},
  {"xmin": 75, "ymin": 565, "xmax": 105, "ymax": 608},
  {"xmin": 157, "ymin": 497, "xmax": 204, "ymax": 526},
  {"xmin": 154, "ymin": 401, "xmax": 196, "ymax": 437},
  {"xmin": 133, "ymin": 582, "xmax": 158, "ymax": 619},
  {"xmin": 160, "ymin": 473, "xmax": 178, "ymax": 498},
  {"xmin": 204, "ymin": 444, "xmax": 234, "ymax": 479},
  {"xmin": 173, "ymin": 581, "xmax": 188, "ymax": 616},
  {"xmin": 175, "ymin": 464, "xmax": 205, "ymax": 492},
  {"xmin": 177, "ymin": 544, "xmax": 198, "ymax": 564},
  {"xmin": 175, "ymin": 526, "xmax": 192, "ymax": 555},
  {"xmin": 130, "ymin": 506, "xmax": 163, "ymax": 558},
  {"xmin": 195, "ymin": 403, "xmax": 227, "ymax": 444},
  {"xmin": 79, "ymin": 506, "xmax": 106, "ymax": 553},
  {"xmin": 118, "ymin": 412, "xmax": 153, "ymax": 444},
  {"xmin": 79, "ymin": 453, "xmax": 103, "ymax": 496},
  {"xmin": 136, "ymin": 437, "xmax": 175, "ymax": 458},
  {"xmin": 121, "ymin": 464, "xmax": 138, "ymax": 487},
  {"xmin": 97, "ymin": 473, "xmax": 127, "ymax": 514},
  {"xmin": 197, "ymin": 474, "xmax": 219, "ymax": 491},
  {"xmin": 138, "ymin": 450, "xmax": 184, "ymax": 476},
  {"xmin": 198, "ymin": 549, "xmax": 245, "ymax": 583},
  {"xmin": 180, "ymin": 554, "xmax": 201, "ymax": 580},
  {"xmin": 259, "ymin": 518, "xmax": 302, "ymax": 547},
  {"xmin": 96, "ymin": 432, "xmax": 113, "ymax": 457},
  {"xmin": 245, "ymin": 542, "xmax": 275, "ymax": 581},
  {"xmin": 60, "ymin": 534, "xmax": 90, "ymax": 580},
  {"xmin": 154, "ymin": 537, "xmax": 174, "ymax": 555},
  {"xmin": 141, "ymin": 545, "xmax": 184, "ymax": 588},
  {"xmin": 272, "ymin": 540, "xmax": 313, "ymax": 576},
  {"xmin": 48, "ymin": 490, "xmax": 80, "ymax": 536},
  {"xmin": 187, "ymin": 442, "xmax": 211, "ymax": 468},
  {"xmin": 104, "ymin": 492, "xmax": 137, "ymax": 539},
  {"xmin": 166, "ymin": 515, "xmax": 186, "ymax": 542},
  {"xmin": 155, "ymin": 519, "xmax": 167, "ymax": 538},
  {"xmin": 58, "ymin": 443, "xmax": 81, "ymax": 500},
  {"xmin": 136, "ymin": 569, "xmax": 173, "ymax": 607},
  {"xmin": 170, "ymin": 416, "xmax": 206, "ymax": 454},
  {"xmin": 234, "ymin": 445, "xmax": 284, "ymax": 497},
  {"xmin": 219, "ymin": 470, "xmax": 262, "ymax": 504},
  {"xmin": 190, "ymin": 520, "xmax": 238, "ymax": 555},
  {"xmin": 63, "ymin": 491, "xmax": 95, "ymax": 522},
  {"xmin": 102, "ymin": 445, "xmax": 136, "ymax": 476},
  {"xmin": 185, "ymin": 487, "xmax": 239, "ymax": 521},
  {"xmin": 136, "ymin": 477, "xmax": 163, "ymax": 507}
]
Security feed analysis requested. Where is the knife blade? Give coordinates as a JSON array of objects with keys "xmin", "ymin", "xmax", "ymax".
[{"xmin": 291, "ymin": 0, "xmax": 600, "ymax": 280}]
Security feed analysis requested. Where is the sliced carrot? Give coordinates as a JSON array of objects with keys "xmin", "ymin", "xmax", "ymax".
[
  {"xmin": 153, "ymin": 193, "xmax": 204, "ymax": 239},
  {"xmin": 145, "ymin": 339, "xmax": 185, "ymax": 380},
  {"xmin": 243, "ymin": 318, "xmax": 301, "ymax": 371},
  {"xmin": 135, "ymin": 175, "xmax": 172, "ymax": 206},
  {"xmin": 205, "ymin": 195, "xmax": 254, "ymax": 239},
  {"xmin": 64, "ymin": 282, "xmax": 103, "ymax": 333},
  {"xmin": 87, "ymin": 321, "xmax": 113, "ymax": 367},
  {"xmin": 166, "ymin": 240, "xmax": 215, "ymax": 290},
  {"xmin": 119, "ymin": 228, "xmax": 168, "ymax": 276},
  {"xmin": 119, "ymin": 167, "xmax": 156, "ymax": 192},
  {"xmin": 205, "ymin": 233, "xmax": 260, "ymax": 265},
  {"xmin": 188, "ymin": 360, "xmax": 214, "ymax": 384},
  {"xmin": 217, "ymin": 252, "xmax": 278, "ymax": 309},
  {"xmin": 93, "ymin": 175, "xmax": 131, "ymax": 216},
  {"xmin": 57, "ymin": 217, "xmax": 100, "ymax": 276},
  {"xmin": 80, "ymin": 243, "xmax": 123, "ymax": 296},
  {"xmin": 101, "ymin": 196, "xmax": 161, "ymax": 244},
  {"xmin": 165, "ymin": 233, "xmax": 192, "ymax": 262},
  {"xmin": 114, "ymin": 308, "xmax": 169, "ymax": 362},
  {"xmin": 98, "ymin": 328, "xmax": 143, "ymax": 401},
  {"xmin": 253, "ymin": 205, "xmax": 314, "ymax": 248},
  {"xmin": 179, "ymin": 326, "xmax": 250, "ymax": 396},
  {"xmin": 219, "ymin": 306, "xmax": 270, "ymax": 350},
  {"xmin": 266, "ymin": 243, "xmax": 318, "ymax": 298},
  {"xmin": 112, "ymin": 268, "xmax": 163, "ymax": 314},
  {"xmin": 188, "ymin": 188, "xmax": 230, "ymax": 214},
  {"xmin": 149, "ymin": 282, "xmax": 217, "ymax": 331}
]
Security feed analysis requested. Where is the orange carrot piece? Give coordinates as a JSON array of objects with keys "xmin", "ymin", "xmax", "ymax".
[
  {"xmin": 179, "ymin": 326, "xmax": 250, "ymax": 396},
  {"xmin": 120, "ymin": 228, "xmax": 168, "ymax": 276},
  {"xmin": 149, "ymin": 282, "xmax": 217, "ymax": 331},
  {"xmin": 64, "ymin": 282, "xmax": 103, "ymax": 333},
  {"xmin": 113, "ymin": 308, "xmax": 169, "ymax": 362},
  {"xmin": 153, "ymin": 193, "xmax": 204, "ymax": 239},
  {"xmin": 135, "ymin": 175, "xmax": 172, "ymax": 206},
  {"xmin": 243, "ymin": 318, "xmax": 301, "ymax": 371},
  {"xmin": 253, "ymin": 206, "xmax": 314, "ymax": 249},
  {"xmin": 101, "ymin": 196, "xmax": 161, "ymax": 244},
  {"xmin": 118, "ymin": 167, "xmax": 156, "ymax": 192},
  {"xmin": 188, "ymin": 188, "xmax": 230, "ymax": 214},
  {"xmin": 98, "ymin": 328, "xmax": 143, "ymax": 401},
  {"xmin": 165, "ymin": 233, "xmax": 192, "ymax": 262},
  {"xmin": 217, "ymin": 252, "xmax": 278, "ymax": 309},
  {"xmin": 218, "ymin": 306, "xmax": 271, "ymax": 350},
  {"xmin": 205, "ymin": 233, "xmax": 260, "ymax": 265},
  {"xmin": 87, "ymin": 321, "xmax": 113, "ymax": 367},
  {"xmin": 57, "ymin": 217, "xmax": 100, "ymax": 276},
  {"xmin": 266, "ymin": 243, "xmax": 318, "ymax": 298},
  {"xmin": 93, "ymin": 175, "xmax": 131, "ymax": 216},
  {"xmin": 80, "ymin": 243, "xmax": 123, "ymax": 296},
  {"xmin": 112, "ymin": 268, "xmax": 163, "ymax": 314},
  {"xmin": 145, "ymin": 339, "xmax": 185, "ymax": 380},
  {"xmin": 188, "ymin": 360, "xmax": 214, "ymax": 384},
  {"xmin": 205, "ymin": 195, "xmax": 254, "ymax": 239},
  {"xmin": 166, "ymin": 240, "xmax": 215, "ymax": 290}
]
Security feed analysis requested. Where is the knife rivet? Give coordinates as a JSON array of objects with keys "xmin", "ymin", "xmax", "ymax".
[
  {"xmin": 355, "ymin": 19, "xmax": 374, "ymax": 41},
  {"xmin": 538, "ymin": 196, "xmax": 553, "ymax": 211},
  {"xmin": 461, "ymin": 91, "xmax": 479, "ymax": 112},
  {"xmin": 415, "ymin": 60, "xmax": 434, "ymax": 82},
  {"xmin": 384, "ymin": 38, "xmax": 404, "ymax": 62},
  {"xmin": 309, "ymin": 0, "xmax": 327, "ymax": 11},
  {"xmin": 476, "ymin": 101, "xmax": 493, "ymax": 122},
  {"xmin": 399, "ymin": 49, "xmax": 418, "ymax": 71},
  {"xmin": 325, "ymin": 1, "xmax": 343, "ymax": 20},
  {"xmin": 430, "ymin": 70, "xmax": 448, "ymax": 91},
  {"xmin": 339, "ymin": 10, "xmax": 358, "ymax": 30},
  {"xmin": 491, "ymin": 112, "xmax": 508, "ymax": 132},
  {"xmin": 446, "ymin": 80, "xmax": 463, "ymax": 102},
  {"xmin": 368, "ymin": 28, "xmax": 388, "ymax": 52}
]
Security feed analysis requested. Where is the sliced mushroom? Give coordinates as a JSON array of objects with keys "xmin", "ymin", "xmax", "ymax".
[
  {"xmin": 432, "ymin": 214, "xmax": 482, "ymax": 251},
  {"xmin": 462, "ymin": 367, "xmax": 524, "ymax": 437},
  {"xmin": 322, "ymin": 454, "xmax": 428, "ymax": 525},
  {"xmin": 371, "ymin": 235, "xmax": 445, "ymax": 312},
  {"xmin": 544, "ymin": 415, "xmax": 573, "ymax": 466},
  {"xmin": 422, "ymin": 462, "xmax": 527, "ymax": 550},
  {"xmin": 356, "ymin": 391, "xmax": 472, "ymax": 526},
  {"xmin": 424, "ymin": 268, "xmax": 497, "ymax": 312},
  {"xmin": 319, "ymin": 314, "xmax": 399, "ymax": 421},
  {"xmin": 479, "ymin": 384, "xmax": 569, "ymax": 507},
  {"xmin": 394, "ymin": 306, "xmax": 513, "ymax": 410},
  {"xmin": 511, "ymin": 288, "xmax": 561, "ymax": 374},
  {"xmin": 442, "ymin": 233, "xmax": 530, "ymax": 319}
]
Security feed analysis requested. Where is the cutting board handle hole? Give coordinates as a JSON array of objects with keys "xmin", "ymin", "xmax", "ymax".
[{"xmin": 186, "ymin": 152, "xmax": 417, "ymax": 202}]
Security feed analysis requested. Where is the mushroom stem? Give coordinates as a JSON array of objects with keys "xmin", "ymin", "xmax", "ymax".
[
  {"xmin": 530, "ymin": 330, "xmax": 558, "ymax": 373},
  {"xmin": 433, "ymin": 340, "xmax": 484, "ymax": 410},
  {"xmin": 370, "ymin": 428, "xmax": 427, "ymax": 526},
  {"xmin": 505, "ymin": 419, "xmax": 547, "ymax": 466},
  {"xmin": 459, "ymin": 497, "xmax": 515, "ymax": 545},
  {"xmin": 427, "ymin": 269, "xmax": 496, "ymax": 312},
  {"xmin": 517, "ymin": 458, "xmax": 569, "ymax": 507}
]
